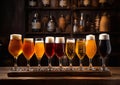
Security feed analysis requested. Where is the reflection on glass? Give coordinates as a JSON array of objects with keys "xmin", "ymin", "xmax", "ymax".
[
  {"xmin": 75, "ymin": 38, "xmax": 86, "ymax": 70},
  {"xmin": 22, "ymin": 38, "xmax": 34, "ymax": 71},
  {"xmin": 86, "ymin": 34, "xmax": 97, "ymax": 70},
  {"xmin": 99, "ymin": 33, "xmax": 111, "ymax": 71}
]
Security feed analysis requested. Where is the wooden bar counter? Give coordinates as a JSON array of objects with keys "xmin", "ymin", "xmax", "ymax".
[{"xmin": 0, "ymin": 67, "xmax": 120, "ymax": 85}]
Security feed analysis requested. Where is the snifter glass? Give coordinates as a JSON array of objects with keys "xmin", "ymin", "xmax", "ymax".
[
  {"xmin": 99, "ymin": 33, "xmax": 111, "ymax": 71},
  {"xmin": 86, "ymin": 34, "xmax": 97, "ymax": 70},
  {"xmin": 65, "ymin": 38, "xmax": 75, "ymax": 70},
  {"xmin": 8, "ymin": 34, "xmax": 22, "ymax": 71},
  {"xmin": 22, "ymin": 38, "xmax": 34, "ymax": 71},
  {"xmin": 55, "ymin": 37, "xmax": 65, "ymax": 70},
  {"xmin": 45, "ymin": 36, "xmax": 55, "ymax": 71}
]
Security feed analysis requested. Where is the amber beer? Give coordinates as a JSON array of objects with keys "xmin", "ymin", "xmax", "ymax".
[
  {"xmin": 22, "ymin": 38, "xmax": 34, "ymax": 61},
  {"xmin": 8, "ymin": 34, "xmax": 22, "ymax": 58},
  {"xmin": 35, "ymin": 38, "xmax": 45, "ymax": 60},
  {"xmin": 86, "ymin": 34, "xmax": 97, "ymax": 70}
]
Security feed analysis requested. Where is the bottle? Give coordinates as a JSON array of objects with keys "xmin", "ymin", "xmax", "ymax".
[
  {"xmin": 71, "ymin": 0, "xmax": 78, "ymax": 8},
  {"xmin": 58, "ymin": 15, "xmax": 66, "ymax": 32},
  {"xmin": 91, "ymin": 0, "xmax": 99, "ymax": 7},
  {"xmin": 79, "ymin": 13, "xmax": 85, "ymax": 32},
  {"xmin": 83, "ymin": 0, "xmax": 91, "ymax": 7},
  {"xmin": 47, "ymin": 16, "xmax": 56, "ymax": 32},
  {"xmin": 29, "ymin": 0, "xmax": 37, "ymax": 7},
  {"xmin": 59, "ymin": 0, "xmax": 67, "ymax": 7},
  {"xmin": 99, "ymin": 0, "xmax": 108, "ymax": 8},
  {"xmin": 95, "ymin": 14, "xmax": 100, "ymax": 32},
  {"xmin": 78, "ymin": 0, "xmax": 84, "ymax": 7},
  {"xmin": 51, "ymin": 0, "xmax": 59, "ymax": 8},
  {"xmin": 99, "ymin": 12, "xmax": 110, "ymax": 32},
  {"xmin": 32, "ymin": 12, "xmax": 41, "ymax": 32},
  {"xmin": 42, "ymin": 0, "xmax": 50, "ymax": 7},
  {"xmin": 73, "ymin": 19, "xmax": 79, "ymax": 33},
  {"xmin": 85, "ymin": 15, "xmax": 91, "ymax": 32}
]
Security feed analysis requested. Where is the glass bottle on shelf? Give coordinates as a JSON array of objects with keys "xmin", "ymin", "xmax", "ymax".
[
  {"xmin": 99, "ymin": 12, "xmax": 110, "ymax": 32},
  {"xmin": 83, "ymin": 0, "xmax": 91, "ymax": 7},
  {"xmin": 51, "ymin": 0, "xmax": 59, "ymax": 8},
  {"xmin": 59, "ymin": 0, "xmax": 67, "ymax": 8},
  {"xmin": 85, "ymin": 14, "xmax": 91, "ymax": 32},
  {"xmin": 95, "ymin": 14, "xmax": 100, "ymax": 32},
  {"xmin": 32, "ymin": 12, "xmax": 41, "ymax": 32},
  {"xmin": 47, "ymin": 15, "xmax": 56, "ymax": 32},
  {"xmin": 42, "ymin": 0, "xmax": 50, "ymax": 7},
  {"xmin": 99, "ymin": 0, "xmax": 108, "ymax": 8},
  {"xmin": 91, "ymin": 0, "xmax": 99, "ymax": 8},
  {"xmin": 58, "ymin": 14, "xmax": 66, "ymax": 32},
  {"xmin": 78, "ymin": 0, "xmax": 84, "ymax": 7},
  {"xmin": 29, "ymin": 0, "xmax": 37, "ymax": 7},
  {"xmin": 73, "ymin": 19, "xmax": 79, "ymax": 33},
  {"xmin": 71, "ymin": 0, "xmax": 78, "ymax": 8},
  {"xmin": 79, "ymin": 13, "xmax": 85, "ymax": 32}
]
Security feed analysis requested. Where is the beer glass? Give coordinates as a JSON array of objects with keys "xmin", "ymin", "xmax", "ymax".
[
  {"xmin": 99, "ymin": 33, "xmax": 111, "ymax": 71},
  {"xmin": 8, "ymin": 34, "xmax": 22, "ymax": 71},
  {"xmin": 55, "ymin": 37, "xmax": 65, "ymax": 70},
  {"xmin": 86, "ymin": 34, "xmax": 97, "ymax": 70},
  {"xmin": 75, "ymin": 38, "xmax": 86, "ymax": 70},
  {"xmin": 45, "ymin": 36, "xmax": 55, "ymax": 71},
  {"xmin": 65, "ymin": 38, "xmax": 75, "ymax": 70},
  {"xmin": 22, "ymin": 38, "xmax": 34, "ymax": 71},
  {"xmin": 35, "ymin": 38, "xmax": 45, "ymax": 70}
]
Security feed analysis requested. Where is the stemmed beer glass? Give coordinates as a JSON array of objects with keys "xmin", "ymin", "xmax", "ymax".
[
  {"xmin": 99, "ymin": 33, "xmax": 111, "ymax": 71},
  {"xmin": 45, "ymin": 36, "xmax": 55, "ymax": 71},
  {"xmin": 34, "ymin": 38, "xmax": 45, "ymax": 70},
  {"xmin": 75, "ymin": 38, "xmax": 86, "ymax": 70},
  {"xmin": 86, "ymin": 34, "xmax": 97, "ymax": 70},
  {"xmin": 55, "ymin": 37, "xmax": 65, "ymax": 70},
  {"xmin": 22, "ymin": 38, "xmax": 34, "ymax": 71},
  {"xmin": 65, "ymin": 38, "xmax": 75, "ymax": 70},
  {"xmin": 8, "ymin": 34, "xmax": 22, "ymax": 71}
]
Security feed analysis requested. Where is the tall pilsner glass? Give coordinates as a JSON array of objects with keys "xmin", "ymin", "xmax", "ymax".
[
  {"xmin": 35, "ymin": 38, "xmax": 45, "ymax": 70},
  {"xmin": 65, "ymin": 38, "xmax": 75, "ymax": 70},
  {"xmin": 55, "ymin": 37, "xmax": 65, "ymax": 70},
  {"xmin": 86, "ymin": 34, "xmax": 97, "ymax": 70},
  {"xmin": 45, "ymin": 36, "xmax": 55, "ymax": 71},
  {"xmin": 99, "ymin": 33, "xmax": 111, "ymax": 71},
  {"xmin": 8, "ymin": 34, "xmax": 22, "ymax": 71},
  {"xmin": 75, "ymin": 38, "xmax": 86, "ymax": 70},
  {"xmin": 22, "ymin": 38, "xmax": 34, "ymax": 71}
]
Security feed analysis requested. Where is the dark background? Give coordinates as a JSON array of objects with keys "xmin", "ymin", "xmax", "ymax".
[{"xmin": 0, "ymin": 0, "xmax": 120, "ymax": 67}]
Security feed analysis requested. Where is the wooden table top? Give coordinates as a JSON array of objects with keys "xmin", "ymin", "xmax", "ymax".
[{"xmin": 0, "ymin": 67, "xmax": 120, "ymax": 85}]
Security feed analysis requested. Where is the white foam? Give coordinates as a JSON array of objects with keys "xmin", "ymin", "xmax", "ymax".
[
  {"xmin": 66, "ymin": 38, "xmax": 75, "ymax": 43},
  {"xmin": 86, "ymin": 34, "xmax": 95, "ymax": 40},
  {"xmin": 55, "ymin": 37, "xmax": 65, "ymax": 43},
  {"xmin": 24, "ymin": 38, "xmax": 34, "ymax": 42},
  {"xmin": 45, "ymin": 36, "xmax": 54, "ymax": 43},
  {"xmin": 99, "ymin": 33, "xmax": 110, "ymax": 40},
  {"xmin": 10, "ymin": 34, "xmax": 22, "ymax": 40}
]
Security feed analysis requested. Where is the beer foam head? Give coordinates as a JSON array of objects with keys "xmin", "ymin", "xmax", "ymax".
[
  {"xmin": 99, "ymin": 33, "xmax": 110, "ymax": 40},
  {"xmin": 55, "ymin": 37, "xmax": 65, "ymax": 43},
  {"xmin": 86, "ymin": 34, "xmax": 95, "ymax": 40},
  {"xmin": 45, "ymin": 36, "xmax": 54, "ymax": 43},
  {"xmin": 66, "ymin": 38, "xmax": 75, "ymax": 43},
  {"xmin": 10, "ymin": 34, "xmax": 22, "ymax": 40},
  {"xmin": 35, "ymin": 38, "xmax": 44, "ymax": 43},
  {"xmin": 24, "ymin": 38, "xmax": 34, "ymax": 42}
]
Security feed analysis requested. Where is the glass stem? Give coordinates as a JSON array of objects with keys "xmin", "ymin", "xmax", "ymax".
[
  {"xmin": 69, "ymin": 59, "xmax": 72, "ymax": 69},
  {"xmin": 14, "ymin": 57, "xmax": 17, "ymax": 71},
  {"xmin": 48, "ymin": 57, "xmax": 52, "ymax": 70},
  {"xmin": 27, "ymin": 60, "xmax": 30, "ymax": 71},
  {"xmin": 38, "ymin": 59, "xmax": 41, "ymax": 67},
  {"xmin": 102, "ymin": 57, "xmax": 106, "ymax": 71},
  {"xmin": 89, "ymin": 58, "xmax": 93, "ymax": 70},
  {"xmin": 79, "ymin": 59, "xmax": 83, "ymax": 70},
  {"xmin": 59, "ymin": 58, "xmax": 62, "ymax": 69}
]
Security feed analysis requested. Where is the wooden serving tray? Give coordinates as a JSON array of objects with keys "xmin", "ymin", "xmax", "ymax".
[{"xmin": 7, "ymin": 67, "xmax": 112, "ymax": 77}]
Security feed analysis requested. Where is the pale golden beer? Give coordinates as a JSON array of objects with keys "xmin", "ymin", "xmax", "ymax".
[
  {"xmin": 75, "ymin": 38, "xmax": 86, "ymax": 60},
  {"xmin": 8, "ymin": 34, "xmax": 22, "ymax": 58},
  {"xmin": 35, "ymin": 38, "xmax": 45, "ymax": 60},
  {"xmin": 22, "ymin": 38, "xmax": 34, "ymax": 60}
]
